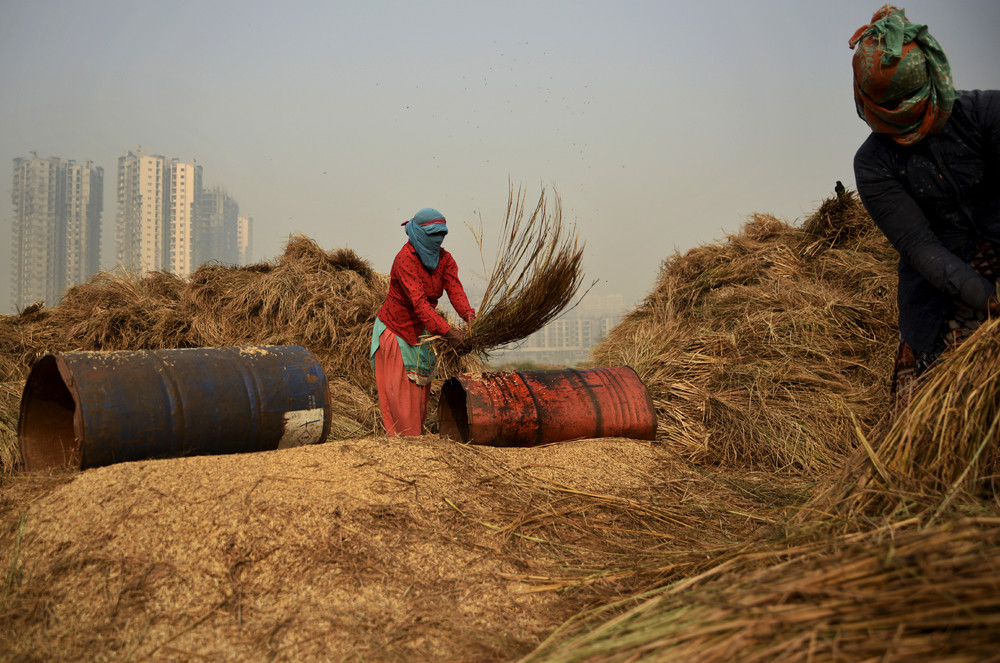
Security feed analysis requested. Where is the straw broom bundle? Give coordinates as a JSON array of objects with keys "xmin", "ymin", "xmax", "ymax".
[{"xmin": 434, "ymin": 184, "xmax": 590, "ymax": 364}]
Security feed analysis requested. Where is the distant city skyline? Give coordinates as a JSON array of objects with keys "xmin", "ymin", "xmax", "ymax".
[{"xmin": 9, "ymin": 147, "xmax": 252, "ymax": 310}]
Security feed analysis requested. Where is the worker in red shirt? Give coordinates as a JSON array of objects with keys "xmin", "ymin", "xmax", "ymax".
[{"xmin": 370, "ymin": 207, "xmax": 476, "ymax": 436}]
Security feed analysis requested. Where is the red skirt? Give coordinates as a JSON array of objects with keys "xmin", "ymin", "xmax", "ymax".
[{"xmin": 373, "ymin": 326, "xmax": 431, "ymax": 436}]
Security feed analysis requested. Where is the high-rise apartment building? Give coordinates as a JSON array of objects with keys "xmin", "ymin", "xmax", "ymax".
[
  {"xmin": 237, "ymin": 216, "xmax": 253, "ymax": 265},
  {"xmin": 117, "ymin": 148, "xmax": 168, "ymax": 273},
  {"xmin": 10, "ymin": 153, "xmax": 103, "ymax": 310},
  {"xmin": 63, "ymin": 160, "xmax": 104, "ymax": 289},
  {"xmin": 195, "ymin": 187, "xmax": 239, "ymax": 267},
  {"xmin": 116, "ymin": 148, "xmax": 249, "ymax": 276},
  {"xmin": 167, "ymin": 159, "xmax": 202, "ymax": 275}
]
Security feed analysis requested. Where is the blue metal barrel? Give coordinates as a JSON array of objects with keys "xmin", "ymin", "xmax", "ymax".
[{"xmin": 18, "ymin": 345, "xmax": 331, "ymax": 471}]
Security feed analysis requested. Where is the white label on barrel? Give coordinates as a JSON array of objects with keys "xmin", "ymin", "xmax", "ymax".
[{"xmin": 278, "ymin": 408, "xmax": 325, "ymax": 449}]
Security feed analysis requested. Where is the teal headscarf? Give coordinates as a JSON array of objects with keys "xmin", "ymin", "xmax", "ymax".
[{"xmin": 404, "ymin": 207, "xmax": 448, "ymax": 269}]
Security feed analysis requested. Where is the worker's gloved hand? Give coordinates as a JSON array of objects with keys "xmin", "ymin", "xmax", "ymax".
[
  {"xmin": 988, "ymin": 294, "xmax": 1000, "ymax": 316},
  {"xmin": 444, "ymin": 328, "xmax": 470, "ymax": 355}
]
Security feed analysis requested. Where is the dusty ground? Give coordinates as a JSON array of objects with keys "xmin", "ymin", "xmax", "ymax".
[{"xmin": 0, "ymin": 436, "xmax": 773, "ymax": 662}]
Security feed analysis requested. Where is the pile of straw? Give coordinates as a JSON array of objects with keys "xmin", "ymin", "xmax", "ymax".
[
  {"xmin": 592, "ymin": 191, "xmax": 899, "ymax": 474},
  {"xmin": 523, "ymin": 518, "xmax": 1000, "ymax": 663},
  {"xmin": 873, "ymin": 316, "xmax": 1000, "ymax": 504},
  {"xmin": 435, "ymin": 185, "xmax": 589, "ymax": 366},
  {"xmin": 4, "ymin": 188, "xmax": 1000, "ymax": 661}
]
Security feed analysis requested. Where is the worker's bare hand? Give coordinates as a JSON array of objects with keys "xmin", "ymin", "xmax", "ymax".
[
  {"xmin": 989, "ymin": 294, "xmax": 1000, "ymax": 316},
  {"xmin": 444, "ymin": 328, "xmax": 470, "ymax": 355}
]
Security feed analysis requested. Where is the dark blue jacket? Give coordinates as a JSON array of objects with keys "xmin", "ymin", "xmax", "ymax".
[{"xmin": 854, "ymin": 90, "xmax": 1000, "ymax": 352}]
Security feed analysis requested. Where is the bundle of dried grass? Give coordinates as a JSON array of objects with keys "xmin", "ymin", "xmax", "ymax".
[
  {"xmin": 592, "ymin": 191, "xmax": 898, "ymax": 474},
  {"xmin": 438, "ymin": 185, "xmax": 589, "ymax": 364},
  {"xmin": 806, "ymin": 316, "xmax": 1000, "ymax": 524},
  {"xmin": 876, "ymin": 317, "xmax": 1000, "ymax": 501},
  {"xmin": 522, "ymin": 518, "xmax": 1000, "ymax": 663}
]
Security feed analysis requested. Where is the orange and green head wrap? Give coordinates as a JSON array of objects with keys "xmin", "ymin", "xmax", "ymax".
[{"xmin": 849, "ymin": 5, "xmax": 959, "ymax": 145}]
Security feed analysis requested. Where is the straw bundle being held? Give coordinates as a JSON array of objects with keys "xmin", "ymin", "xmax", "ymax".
[
  {"xmin": 446, "ymin": 185, "xmax": 590, "ymax": 361},
  {"xmin": 877, "ymin": 317, "xmax": 1000, "ymax": 501},
  {"xmin": 808, "ymin": 315, "xmax": 1000, "ymax": 523}
]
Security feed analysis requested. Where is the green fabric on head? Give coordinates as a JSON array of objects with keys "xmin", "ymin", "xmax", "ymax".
[{"xmin": 849, "ymin": 4, "xmax": 959, "ymax": 145}]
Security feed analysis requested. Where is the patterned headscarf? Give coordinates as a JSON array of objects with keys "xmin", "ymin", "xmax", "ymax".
[
  {"xmin": 403, "ymin": 207, "xmax": 448, "ymax": 270},
  {"xmin": 849, "ymin": 5, "xmax": 959, "ymax": 145}
]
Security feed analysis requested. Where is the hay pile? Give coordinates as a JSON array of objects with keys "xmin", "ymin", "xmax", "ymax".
[
  {"xmin": 527, "ymin": 356, "xmax": 1000, "ymax": 658},
  {"xmin": 523, "ymin": 190, "xmax": 1000, "ymax": 661},
  {"xmin": 592, "ymin": 191, "xmax": 899, "ymax": 474}
]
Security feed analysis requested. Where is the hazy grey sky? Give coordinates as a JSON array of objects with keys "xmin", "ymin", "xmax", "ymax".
[{"xmin": 2, "ymin": 0, "xmax": 999, "ymax": 314}]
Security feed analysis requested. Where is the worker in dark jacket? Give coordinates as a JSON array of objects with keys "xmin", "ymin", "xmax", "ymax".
[{"xmin": 851, "ymin": 5, "xmax": 1000, "ymax": 409}]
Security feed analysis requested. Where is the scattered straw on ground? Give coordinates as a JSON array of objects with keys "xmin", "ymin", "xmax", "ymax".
[{"xmin": 522, "ymin": 517, "xmax": 1000, "ymax": 663}]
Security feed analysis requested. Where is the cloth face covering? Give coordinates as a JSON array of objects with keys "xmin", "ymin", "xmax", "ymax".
[
  {"xmin": 404, "ymin": 207, "xmax": 448, "ymax": 270},
  {"xmin": 849, "ymin": 4, "xmax": 958, "ymax": 145}
]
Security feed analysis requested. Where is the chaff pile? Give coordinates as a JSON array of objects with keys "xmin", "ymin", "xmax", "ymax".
[{"xmin": 592, "ymin": 191, "xmax": 899, "ymax": 474}]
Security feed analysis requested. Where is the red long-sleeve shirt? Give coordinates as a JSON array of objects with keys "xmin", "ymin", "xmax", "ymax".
[{"xmin": 377, "ymin": 243, "xmax": 475, "ymax": 346}]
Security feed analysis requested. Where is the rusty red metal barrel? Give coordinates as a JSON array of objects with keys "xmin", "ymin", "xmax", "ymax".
[
  {"xmin": 437, "ymin": 366, "xmax": 656, "ymax": 446},
  {"xmin": 18, "ymin": 345, "xmax": 331, "ymax": 471}
]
